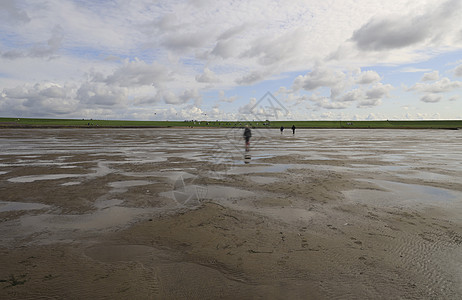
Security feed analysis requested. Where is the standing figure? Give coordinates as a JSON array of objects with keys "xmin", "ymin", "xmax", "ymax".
[
  {"xmin": 243, "ymin": 125, "xmax": 252, "ymax": 152},
  {"xmin": 292, "ymin": 125, "xmax": 296, "ymax": 135},
  {"xmin": 280, "ymin": 126, "xmax": 284, "ymax": 134}
]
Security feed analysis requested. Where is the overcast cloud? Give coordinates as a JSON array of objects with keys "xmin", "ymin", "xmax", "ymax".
[
  {"xmin": 351, "ymin": 0, "xmax": 461, "ymax": 51},
  {"xmin": 1, "ymin": 0, "xmax": 462, "ymax": 120}
]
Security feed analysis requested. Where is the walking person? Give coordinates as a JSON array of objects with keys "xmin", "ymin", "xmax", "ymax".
[
  {"xmin": 243, "ymin": 125, "xmax": 251, "ymax": 152},
  {"xmin": 280, "ymin": 126, "xmax": 284, "ymax": 134},
  {"xmin": 292, "ymin": 124, "xmax": 296, "ymax": 135}
]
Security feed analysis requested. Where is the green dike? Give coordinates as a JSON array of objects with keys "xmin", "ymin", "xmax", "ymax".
[{"xmin": 0, "ymin": 117, "xmax": 461, "ymax": 129}]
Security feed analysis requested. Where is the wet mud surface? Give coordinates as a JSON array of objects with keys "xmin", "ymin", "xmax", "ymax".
[{"xmin": 0, "ymin": 128, "xmax": 461, "ymax": 299}]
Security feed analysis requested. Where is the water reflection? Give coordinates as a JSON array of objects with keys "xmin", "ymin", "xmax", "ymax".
[{"xmin": 244, "ymin": 153, "xmax": 251, "ymax": 164}]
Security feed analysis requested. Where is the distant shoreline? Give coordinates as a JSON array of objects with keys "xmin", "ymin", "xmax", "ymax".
[{"xmin": 1, "ymin": 117, "xmax": 461, "ymax": 130}]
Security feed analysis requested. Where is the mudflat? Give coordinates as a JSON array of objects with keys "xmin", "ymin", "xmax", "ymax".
[{"xmin": 1, "ymin": 128, "xmax": 461, "ymax": 299}]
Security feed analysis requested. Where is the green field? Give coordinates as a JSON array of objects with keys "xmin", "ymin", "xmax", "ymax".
[{"xmin": 1, "ymin": 117, "xmax": 461, "ymax": 129}]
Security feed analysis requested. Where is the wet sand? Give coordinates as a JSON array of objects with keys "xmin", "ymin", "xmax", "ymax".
[{"xmin": 0, "ymin": 128, "xmax": 461, "ymax": 299}]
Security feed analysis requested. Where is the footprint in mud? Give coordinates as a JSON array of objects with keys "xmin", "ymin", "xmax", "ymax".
[
  {"xmin": 327, "ymin": 224, "xmax": 337, "ymax": 230},
  {"xmin": 350, "ymin": 237, "xmax": 363, "ymax": 246}
]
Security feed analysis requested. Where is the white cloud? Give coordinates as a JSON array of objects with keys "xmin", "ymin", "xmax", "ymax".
[
  {"xmin": 309, "ymin": 94, "xmax": 349, "ymax": 110},
  {"xmin": 1, "ymin": 82, "xmax": 78, "ymax": 116},
  {"xmin": 238, "ymin": 98, "xmax": 257, "ymax": 115},
  {"xmin": 283, "ymin": 92, "xmax": 310, "ymax": 106},
  {"xmin": 351, "ymin": 0, "xmax": 462, "ymax": 51},
  {"xmin": 330, "ymin": 0, "xmax": 462, "ymax": 67},
  {"xmin": 211, "ymin": 39, "xmax": 239, "ymax": 59},
  {"xmin": 421, "ymin": 71, "xmax": 440, "ymax": 81},
  {"xmin": 292, "ymin": 66, "xmax": 391, "ymax": 110},
  {"xmin": 163, "ymin": 30, "xmax": 212, "ymax": 53},
  {"xmin": 410, "ymin": 77, "xmax": 462, "ymax": 93},
  {"xmin": 408, "ymin": 76, "xmax": 462, "ymax": 104},
  {"xmin": 102, "ymin": 59, "xmax": 172, "ymax": 88},
  {"xmin": 1, "ymin": 0, "xmax": 462, "ymax": 120},
  {"xmin": 352, "ymin": 16, "xmax": 429, "ymax": 51},
  {"xmin": 77, "ymin": 82, "xmax": 128, "ymax": 106},
  {"xmin": 240, "ymin": 28, "xmax": 308, "ymax": 67},
  {"xmin": 293, "ymin": 64, "xmax": 348, "ymax": 97},
  {"xmin": 218, "ymin": 90, "xmax": 237, "ymax": 103},
  {"xmin": 365, "ymin": 83, "xmax": 393, "ymax": 100},
  {"xmin": 149, "ymin": 88, "xmax": 202, "ymax": 106},
  {"xmin": 421, "ymin": 94, "xmax": 443, "ymax": 103},
  {"xmin": 354, "ymin": 83, "xmax": 393, "ymax": 108},
  {"xmin": 196, "ymin": 68, "xmax": 219, "ymax": 83},
  {"xmin": 337, "ymin": 89, "xmax": 364, "ymax": 103},
  {"xmin": 180, "ymin": 88, "xmax": 202, "ymax": 106},
  {"xmin": 235, "ymin": 70, "xmax": 269, "ymax": 86},
  {"xmin": 356, "ymin": 70, "xmax": 381, "ymax": 85},
  {"xmin": 454, "ymin": 64, "xmax": 462, "ymax": 77}
]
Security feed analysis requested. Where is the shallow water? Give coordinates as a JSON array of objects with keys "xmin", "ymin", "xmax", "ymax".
[
  {"xmin": 1, "ymin": 128, "xmax": 461, "ymax": 200},
  {"xmin": 1, "ymin": 128, "xmax": 461, "ymax": 224},
  {"xmin": 0, "ymin": 201, "xmax": 50, "ymax": 213},
  {"xmin": 344, "ymin": 179, "xmax": 462, "ymax": 218}
]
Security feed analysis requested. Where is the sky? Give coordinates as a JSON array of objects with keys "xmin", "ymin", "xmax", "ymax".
[{"xmin": 1, "ymin": 0, "xmax": 462, "ymax": 121}]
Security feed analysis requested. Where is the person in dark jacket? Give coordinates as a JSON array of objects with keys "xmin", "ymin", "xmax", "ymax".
[
  {"xmin": 243, "ymin": 125, "xmax": 251, "ymax": 151},
  {"xmin": 280, "ymin": 126, "xmax": 284, "ymax": 134},
  {"xmin": 292, "ymin": 124, "xmax": 296, "ymax": 135}
]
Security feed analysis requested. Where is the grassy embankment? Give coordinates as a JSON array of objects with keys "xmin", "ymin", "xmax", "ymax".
[{"xmin": 0, "ymin": 117, "xmax": 461, "ymax": 129}]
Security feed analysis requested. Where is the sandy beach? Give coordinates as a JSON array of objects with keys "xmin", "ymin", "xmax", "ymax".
[{"xmin": 1, "ymin": 128, "xmax": 461, "ymax": 299}]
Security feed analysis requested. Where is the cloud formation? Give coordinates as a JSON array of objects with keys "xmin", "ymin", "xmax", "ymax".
[
  {"xmin": 1, "ymin": 82, "xmax": 77, "ymax": 116},
  {"xmin": 454, "ymin": 64, "xmax": 462, "ymax": 77},
  {"xmin": 351, "ymin": 0, "xmax": 462, "ymax": 51},
  {"xmin": 409, "ymin": 75, "xmax": 462, "ymax": 104},
  {"xmin": 2, "ymin": 25, "xmax": 64, "ymax": 59},
  {"xmin": 290, "ymin": 65, "xmax": 392, "ymax": 110},
  {"xmin": 0, "ymin": 0, "xmax": 461, "ymax": 120},
  {"xmin": 0, "ymin": 0, "xmax": 30, "ymax": 24},
  {"xmin": 421, "ymin": 71, "xmax": 440, "ymax": 82}
]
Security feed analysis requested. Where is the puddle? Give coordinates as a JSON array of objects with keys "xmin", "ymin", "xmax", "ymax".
[
  {"xmin": 394, "ymin": 170, "xmax": 456, "ymax": 182},
  {"xmin": 302, "ymin": 155, "xmax": 332, "ymax": 161},
  {"xmin": 94, "ymin": 199, "xmax": 124, "ymax": 209},
  {"xmin": 108, "ymin": 180, "xmax": 152, "ymax": 192},
  {"xmin": 0, "ymin": 201, "xmax": 50, "ymax": 212},
  {"xmin": 8, "ymin": 173, "xmax": 84, "ymax": 183},
  {"xmin": 350, "ymin": 164, "xmax": 408, "ymax": 172},
  {"xmin": 123, "ymin": 157, "xmax": 168, "ymax": 163},
  {"xmin": 91, "ymin": 161, "xmax": 112, "ymax": 177},
  {"xmin": 20, "ymin": 206, "xmax": 148, "ymax": 231},
  {"xmin": 239, "ymin": 153, "xmax": 276, "ymax": 161},
  {"xmin": 7, "ymin": 161, "xmax": 115, "ymax": 183},
  {"xmin": 345, "ymin": 180, "xmax": 462, "ymax": 207},
  {"xmin": 61, "ymin": 181, "xmax": 81, "ymax": 186}
]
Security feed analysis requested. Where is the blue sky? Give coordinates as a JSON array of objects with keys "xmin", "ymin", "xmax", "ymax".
[{"xmin": 1, "ymin": 0, "xmax": 462, "ymax": 121}]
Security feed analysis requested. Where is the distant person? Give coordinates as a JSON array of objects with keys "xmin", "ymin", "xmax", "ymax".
[
  {"xmin": 292, "ymin": 125, "xmax": 296, "ymax": 135},
  {"xmin": 243, "ymin": 125, "xmax": 251, "ymax": 152},
  {"xmin": 280, "ymin": 126, "xmax": 284, "ymax": 134}
]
